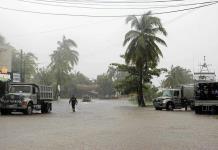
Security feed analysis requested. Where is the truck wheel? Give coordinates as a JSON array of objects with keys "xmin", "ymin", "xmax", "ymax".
[
  {"xmin": 155, "ymin": 107, "xmax": 162, "ymax": 110},
  {"xmin": 166, "ymin": 102, "xmax": 174, "ymax": 111},
  {"xmin": 195, "ymin": 107, "xmax": 202, "ymax": 114},
  {"xmin": 190, "ymin": 105, "xmax": 195, "ymax": 111},
  {"xmin": 41, "ymin": 103, "xmax": 48, "ymax": 113},
  {"xmin": 1, "ymin": 109, "xmax": 7, "ymax": 115},
  {"xmin": 211, "ymin": 106, "xmax": 216, "ymax": 115},
  {"xmin": 195, "ymin": 107, "xmax": 198, "ymax": 114},
  {"xmin": 41, "ymin": 104, "xmax": 45, "ymax": 114},
  {"xmin": 47, "ymin": 103, "xmax": 52, "ymax": 113},
  {"xmin": 25, "ymin": 104, "xmax": 33, "ymax": 115}
]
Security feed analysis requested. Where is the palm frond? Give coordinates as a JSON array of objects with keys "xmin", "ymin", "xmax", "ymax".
[
  {"xmin": 126, "ymin": 15, "xmax": 140, "ymax": 30},
  {"xmin": 123, "ymin": 30, "xmax": 140, "ymax": 46}
]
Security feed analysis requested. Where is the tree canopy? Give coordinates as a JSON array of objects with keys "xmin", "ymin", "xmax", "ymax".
[
  {"xmin": 161, "ymin": 65, "xmax": 193, "ymax": 88},
  {"xmin": 49, "ymin": 35, "xmax": 79, "ymax": 99},
  {"xmin": 123, "ymin": 11, "xmax": 167, "ymax": 107}
]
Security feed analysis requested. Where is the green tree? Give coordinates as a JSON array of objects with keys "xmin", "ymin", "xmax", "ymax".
[
  {"xmin": 22, "ymin": 52, "xmax": 38, "ymax": 82},
  {"xmin": 143, "ymin": 84, "xmax": 161, "ymax": 102},
  {"xmin": 12, "ymin": 50, "xmax": 38, "ymax": 82},
  {"xmin": 50, "ymin": 35, "xmax": 79, "ymax": 99},
  {"xmin": 123, "ymin": 11, "xmax": 167, "ymax": 107},
  {"xmin": 112, "ymin": 62, "xmax": 165, "ymax": 97},
  {"xmin": 34, "ymin": 67, "xmax": 54, "ymax": 85},
  {"xmin": 96, "ymin": 73, "xmax": 115, "ymax": 99},
  {"xmin": 162, "ymin": 66, "xmax": 193, "ymax": 88},
  {"xmin": 73, "ymin": 72, "xmax": 92, "ymax": 85},
  {"xmin": 61, "ymin": 72, "xmax": 93, "ymax": 98},
  {"xmin": 0, "ymin": 34, "xmax": 37, "ymax": 82}
]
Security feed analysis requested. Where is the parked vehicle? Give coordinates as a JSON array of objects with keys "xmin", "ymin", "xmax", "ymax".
[
  {"xmin": 0, "ymin": 83, "xmax": 53, "ymax": 115},
  {"xmin": 82, "ymin": 95, "xmax": 91, "ymax": 102},
  {"xmin": 153, "ymin": 85, "xmax": 194, "ymax": 111},
  {"xmin": 194, "ymin": 82, "xmax": 218, "ymax": 114}
]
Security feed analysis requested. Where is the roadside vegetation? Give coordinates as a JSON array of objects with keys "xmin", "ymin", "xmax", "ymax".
[{"xmin": 0, "ymin": 11, "xmax": 193, "ymax": 104}]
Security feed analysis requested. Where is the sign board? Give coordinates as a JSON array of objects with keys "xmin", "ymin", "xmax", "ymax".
[
  {"xmin": 0, "ymin": 66, "xmax": 8, "ymax": 74},
  {"xmin": 13, "ymin": 73, "xmax": 21, "ymax": 82},
  {"xmin": 0, "ymin": 73, "xmax": 11, "ymax": 82}
]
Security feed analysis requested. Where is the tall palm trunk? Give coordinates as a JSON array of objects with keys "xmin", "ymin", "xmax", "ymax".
[{"xmin": 138, "ymin": 65, "xmax": 145, "ymax": 107}]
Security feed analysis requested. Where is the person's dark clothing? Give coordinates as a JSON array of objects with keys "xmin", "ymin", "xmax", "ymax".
[{"xmin": 69, "ymin": 96, "xmax": 78, "ymax": 112}]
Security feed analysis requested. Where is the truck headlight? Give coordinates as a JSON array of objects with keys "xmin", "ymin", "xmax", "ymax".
[
  {"xmin": 21, "ymin": 101, "xmax": 28, "ymax": 106},
  {"xmin": 162, "ymin": 99, "xmax": 168, "ymax": 104}
]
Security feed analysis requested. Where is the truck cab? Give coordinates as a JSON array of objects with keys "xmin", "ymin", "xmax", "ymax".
[
  {"xmin": 153, "ymin": 89, "xmax": 182, "ymax": 110},
  {"xmin": 153, "ymin": 85, "xmax": 194, "ymax": 111},
  {"xmin": 0, "ymin": 83, "xmax": 53, "ymax": 115},
  {"xmin": 9, "ymin": 84, "xmax": 38, "ymax": 104}
]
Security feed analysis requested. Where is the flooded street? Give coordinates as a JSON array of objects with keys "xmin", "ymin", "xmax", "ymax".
[{"xmin": 1, "ymin": 99, "xmax": 218, "ymax": 150}]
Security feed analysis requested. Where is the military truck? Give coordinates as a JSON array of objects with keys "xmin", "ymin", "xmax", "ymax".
[
  {"xmin": 194, "ymin": 82, "xmax": 218, "ymax": 114},
  {"xmin": 0, "ymin": 83, "xmax": 53, "ymax": 115},
  {"xmin": 153, "ymin": 85, "xmax": 194, "ymax": 111}
]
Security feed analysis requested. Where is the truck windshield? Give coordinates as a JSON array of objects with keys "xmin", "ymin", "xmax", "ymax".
[
  {"xmin": 9, "ymin": 86, "xmax": 31, "ymax": 93},
  {"xmin": 162, "ymin": 90, "xmax": 174, "ymax": 97}
]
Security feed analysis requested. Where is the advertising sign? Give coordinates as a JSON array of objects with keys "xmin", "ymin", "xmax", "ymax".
[
  {"xmin": 13, "ymin": 73, "xmax": 21, "ymax": 83},
  {"xmin": 0, "ymin": 73, "xmax": 10, "ymax": 82}
]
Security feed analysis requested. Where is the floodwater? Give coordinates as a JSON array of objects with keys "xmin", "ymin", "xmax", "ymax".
[{"xmin": 0, "ymin": 99, "xmax": 218, "ymax": 150}]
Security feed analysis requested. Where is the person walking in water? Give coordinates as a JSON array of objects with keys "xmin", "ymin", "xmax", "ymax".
[{"xmin": 69, "ymin": 95, "xmax": 78, "ymax": 112}]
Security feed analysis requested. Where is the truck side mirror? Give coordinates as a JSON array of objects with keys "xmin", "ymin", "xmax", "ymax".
[{"xmin": 33, "ymin": 87, "xmax": 36, "ymax": 94}]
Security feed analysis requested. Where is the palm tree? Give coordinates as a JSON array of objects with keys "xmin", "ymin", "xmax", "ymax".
[
  {"xmin": 123, "ymin": 11, "xmax": 167, "ymax": 107},
  {"xmin": 50, "ymin": 35, "xmax": 79, "ymax": 99},
  {"xmin": 162, "ymin": 66, "xmax": 193, "ymax": 88}
]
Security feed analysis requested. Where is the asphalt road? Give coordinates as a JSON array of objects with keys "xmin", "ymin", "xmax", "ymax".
[{"xmin": 0, "ymin": 99, "xmax": 218, "ymax": 150}]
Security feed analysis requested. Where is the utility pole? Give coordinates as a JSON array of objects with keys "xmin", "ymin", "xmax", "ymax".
[
  {"xmin": 20, "ymin": 49, "xmax": 24, "ymax": 82},
  {"xmin": 23, "ymin": 59, "xmax": 25, "ymax": 82}
]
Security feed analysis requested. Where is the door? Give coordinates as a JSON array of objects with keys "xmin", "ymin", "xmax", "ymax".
[
  {"xmin": 173, "ymin": 90, "xmax": 182, "ymax": 108},
  {"xmin": 32, "ymin": 86, "xmax": 38, "ymax": 105}
]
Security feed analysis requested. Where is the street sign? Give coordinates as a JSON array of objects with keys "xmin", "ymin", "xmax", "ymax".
[
  {"xmin": 0, "ymin": 73, "xmax": 10, "ymax": 82},
  {"xmin": 13, "ymin": 73, "xmax": 21, "ymax": 82}
]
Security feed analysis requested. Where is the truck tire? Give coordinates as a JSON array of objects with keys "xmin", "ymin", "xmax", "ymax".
[
  {"xmin": 41, "ymin": 103, "xmax": 46, "ymax": 114},
  {"xmin": 41, "ymin": 103, "xmax": 49, "ymax": 113},
  {"xmin": 211, "ymin": 106, "xmax": 217, "ymax": 115},
  {"xmin": 194, "ymin": 107, "xmax": 198, "ymax": 114},
  {"xmin": 47, "ymin": 103, "xmax": 52, "ymax": 113},
  {"xmin": 166, "ymin": 102, "xmax": 174, "ymax": 111},
  {"xmin": 24, "ymin": 103, "xmax": 33, "ymax": 115},
  {"xmin": 190, "ymin": 105, "xmax": 195, "ymax": 111},
  {"xmin": 195, "ymin": 106, "xmax": 202, "ymax": 114},
  {"xmin": 44, "ymin": 103, "xmax": 48, "ymax": 113},
  {"xmin": 1, "ymin": 109, "xmax": 8, "ymax": 115},
  {"xmin": 155, "ymin": 107, "xmax": 162, "ymax": 110}
]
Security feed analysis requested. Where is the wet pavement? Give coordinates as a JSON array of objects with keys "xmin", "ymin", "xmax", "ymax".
[{"xmin": 0, "ymin": 99, "xmax": 218, "ymax": 150}]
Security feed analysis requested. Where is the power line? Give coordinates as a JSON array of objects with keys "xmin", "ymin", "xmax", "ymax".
[
  {"xmin": 17, "ymin": 0, "xmax": 188, "ymax": 7},
  {"xmin": 0, "ymin": 1, "xmax": 217, "ymax": 17},
  {"xmin": 33, "ymin": 0, "xmax": 186, "ymax": 4},
  {"xmin": 153, "ymin": 1, "xmax": 217, "ymax": 15},
  {"xmin": 163, "ymin": 9, "xmax": 195, "ymax": 25},
  {"xmin": 15, "ymin": 0, "xmax": 218, "ymax": 10}
]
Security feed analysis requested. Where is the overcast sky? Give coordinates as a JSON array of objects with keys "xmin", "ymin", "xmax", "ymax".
[{"xmin": 0, "ymin": 0, "xmax": 218, "ymax": 85}]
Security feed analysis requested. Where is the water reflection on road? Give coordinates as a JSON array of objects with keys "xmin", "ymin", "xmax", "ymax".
[{"xmin": 1, "ymin": 99, "xmax": 218, "ymax": 150}]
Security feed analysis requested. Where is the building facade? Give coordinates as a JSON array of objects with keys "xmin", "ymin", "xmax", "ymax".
[{"xmin": 0, "ymin": 45, "xmax": 12, "ymax": 73}]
